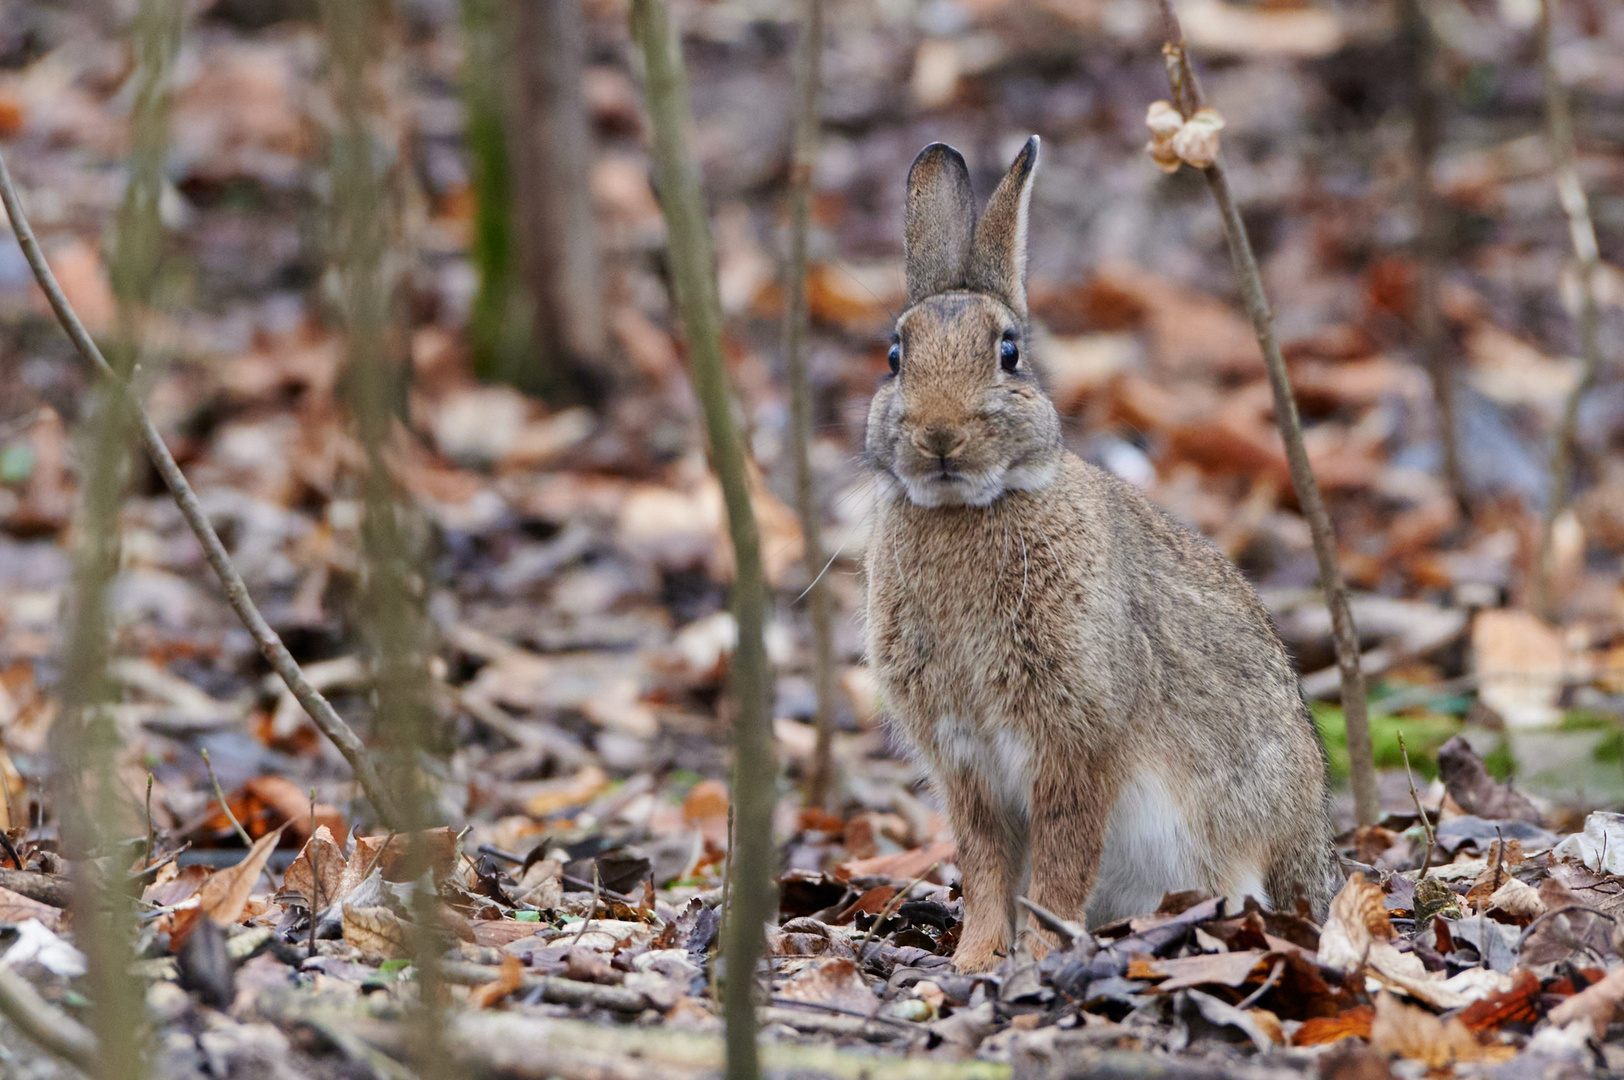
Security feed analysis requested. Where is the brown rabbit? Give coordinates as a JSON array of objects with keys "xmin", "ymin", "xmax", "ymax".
[{"xmin": 863, "ymin": 137, "xmax": 1338, "ymax": 973}]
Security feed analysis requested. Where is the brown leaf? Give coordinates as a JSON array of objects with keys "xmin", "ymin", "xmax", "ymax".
[
  {"xmin": 171, "ymin": 825, "xmax": 286, "ymax": 949},
  {"xmin": 1437, "ymin": 734, "xmax": 1545, "ymax": 824},
  {"xmin": 777, "ymin": 957, "xmax": 881, "ymax": 1014},
  {"xmin": 1369, "ymin": 993, "xmax": 1513, "ymax": 1067},
  {"xmin": 836, "ymin": 839, "xmax": 954, "ymax": 883},
  {"xmin": 239, "ymin": 776, "xmax": 345, "ymax": 843},
  {"xmin": 282, "ymin": 825, "xmax": 347, "ymax": 911},
  {"xmin": 1318, "ymin": 873, "xmax": 1392, "ymax": 972},
  {"xmin": 468, "ymin": 954, "xmax": 525, "ymax": 1009},
  {"xmin": 351, "ymin": 828, "xmax": 457, "ymax": 885},
  {"xmin": 1458, "ymin": 969, "xmax": 1541, "ymax": 1032},
  {"xmin": 471, "ymin": 920, "xmax": 545, "ymax": 949},
  {"xmin": 0, "ymin": 885, "xmax": 59, "ymax": 930},
  {"xmin": 523, "ymin": 765, "xmax": 610, "ymax": 819},
  {"xmin": 1146, "ymin": 950, "xmax": 1270, "ymax": 993},
  {"xmin": 1292, "ymin": 1005, "xmax": 1374, "ymax": 1046},
  {"xmin": 342, "ymin": 904, "xmax": 409, "ymax": 963}
]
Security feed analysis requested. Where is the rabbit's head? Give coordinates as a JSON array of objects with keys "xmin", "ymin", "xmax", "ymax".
[{"xmin": 865, "ymin": 137, "xmax": 1061, "ymax": 509}]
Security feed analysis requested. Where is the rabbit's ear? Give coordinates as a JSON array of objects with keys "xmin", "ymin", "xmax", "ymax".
[
  {"xmin": 967, "ymin": 136, "xmax": 1040, "ymax": 317},
  {"xmin": 905, "ymin": 143, "xmax": 976, "ymax": 305}
]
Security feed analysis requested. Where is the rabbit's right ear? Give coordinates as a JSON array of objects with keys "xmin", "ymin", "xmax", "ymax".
[{"xmin": 904, "ymin": 143, "xmax": 976, "ymax": 305}]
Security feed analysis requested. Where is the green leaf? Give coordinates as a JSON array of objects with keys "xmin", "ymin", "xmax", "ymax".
[{"xmin": 513, "ymin": 909, "xmax": 542, "ymax": 922}]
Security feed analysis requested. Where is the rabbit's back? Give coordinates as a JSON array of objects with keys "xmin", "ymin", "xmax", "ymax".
[{"xmin": 867, "ymin": 452, "xmax": 1335, "ymax": 920}]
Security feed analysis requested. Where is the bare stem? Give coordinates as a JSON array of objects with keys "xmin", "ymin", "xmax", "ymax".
[
  {"xmin": 201, "ymin": 747, "xmax": 252, "ymax": 847},
  {"xmin": 781, "ymin": 0, "xmax": 836, "ymax": 810},
  {"xmin": 1156, "ymin": 0, "xmax": 1379, "ymax": 825},
  {"xmin": 1535, "ymin": 0, "xmax": 1603, "ymax": 620},
  {"xmin": 0, "ymin": 142, "xmax": 398, "ymax": 833},
  {"xmin": 1397, "ymin": 733, "xmax": 1435, "ymax": 877},
  {"xmin": 320, "ymin": 0, "xmax": 449, "ymax": 1072},
  {"xmin": 631, "ymin": 2, "xmax": 777, "ymax": 1076}
]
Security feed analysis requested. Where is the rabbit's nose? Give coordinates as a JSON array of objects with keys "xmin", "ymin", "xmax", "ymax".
[{"xmin": 913, "ymin": 426, "xmax": 967, "ymax": 459}]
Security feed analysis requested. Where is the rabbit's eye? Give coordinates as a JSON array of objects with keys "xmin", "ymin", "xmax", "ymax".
[
  {"xmin": 999, "ymin": 333, "xmax": 1019, "ymax": 373},
  {"xmin": 887, "ymin": 341, "xmax": 901, "ymax": 375}
]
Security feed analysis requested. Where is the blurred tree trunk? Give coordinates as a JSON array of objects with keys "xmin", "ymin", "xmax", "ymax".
[
  {"xmin": 505, "ymin": 0, "xmax": 605, "ymax": 403},
  {"xmin": 461, "ymin": 0, "xmax": 526, "ymax": 382}
]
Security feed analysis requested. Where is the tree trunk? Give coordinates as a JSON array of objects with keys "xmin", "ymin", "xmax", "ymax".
[{"xmin": 506, "ymin": 0, "xmax": 605, "ymax": 402}]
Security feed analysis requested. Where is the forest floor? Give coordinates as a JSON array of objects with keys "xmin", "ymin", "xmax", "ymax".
[{"xmin": 1, "ymin": 0, "xmax": 1624, "ymax": 1075}]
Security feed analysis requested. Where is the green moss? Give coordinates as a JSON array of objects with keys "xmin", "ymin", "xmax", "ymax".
[
  {"xmin": 1312, "ymin": 703, "xmax": 1460, "ymax": 782},
  {"xmin": 1481, "ymin": 737, "xmax": 1515, "ymax": 781}
]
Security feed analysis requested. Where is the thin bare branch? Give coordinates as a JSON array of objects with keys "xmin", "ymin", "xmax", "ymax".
[
  {"xmin": 631, "ymin": 1, "xmax": 777, "ymax": 1076},
  {"xmin": 1154, "ymin": 0, "xmax": 1380, "ymax": 825},
  {"xmin": 1535, "ymin": 0, "xmax": 1604, "ymax": 620},
  {"xmin": 781, "ymin": 0, "xmax": 837, "ymax": 809}
]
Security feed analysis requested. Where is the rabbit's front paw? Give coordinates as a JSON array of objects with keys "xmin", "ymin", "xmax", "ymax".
[{"xmin": 951, "ymin": 930, "xmax": 1010, "ymax": 973}]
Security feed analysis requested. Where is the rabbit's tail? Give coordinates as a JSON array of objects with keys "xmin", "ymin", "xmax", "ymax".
[{"xmin": 1265, "ymin": 816, "xmax": 1341, "ymax": 923}]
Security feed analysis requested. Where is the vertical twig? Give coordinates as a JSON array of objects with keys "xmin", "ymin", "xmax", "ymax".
[
  {"xmin": 1398, "ymin": 733, "xmax": 1435, "ymax": 878},
  {"xmin": 307, "ymin": 789, "xmax": 321, "ymax": 959},
  {"xmin": 781, "ymin": 0, "xmax": 836, "ymax": 809},
  {"xmin": 1398, "ymin": 0, "xmax": 1469, "ymax": 517},
  {"xmin": 631, "ymin": 2, "xmax": 776, "ymax": 1076},
  {"xmin": 201, "ymin": 747, "xmax": 252, "ymax": 847},
  {"xmin": 1534, "ymin": 0, "xmax": 1604, "ymax": 620},
  {"xmin": 143, "ymin": 773, "xmax": 156, "ymax": 868},
  {"xmin": 42, "ymin": 3, "xmax": 186, "ymax": 1074},
  {"xmin": 320, "ymin": 1, "xmax": 449, "ymax": 1075},
  {"xmin": 1155, "ymin": 0, "xmax": 1380, "ymax": 825}
]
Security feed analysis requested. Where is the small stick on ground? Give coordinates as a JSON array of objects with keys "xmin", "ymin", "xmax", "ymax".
[
  {"xmin": 1534, "ymin": 0, "xmax": 1604, "ymax": 620},
  {"xmin": 144, "ymin": 773, "xmax": 157, "ymax": 868},
  {"xmin": 1152, "ymin": 0, "xmax": 1379, "ymax": 826},
  {"xmin": 1398, "ymin": 732, "xmax": 1435, "ymax": 878},
  {"xmin": 570, "ymin": 862, "xmax": 602, "ymax": 947},
  {"xmin": 201, "ymin": 748, "xmax": 252, "ymax": 847},
  {"xmin": 0, "ymin": 967, "xmax": 99, "ymax": 1073}
]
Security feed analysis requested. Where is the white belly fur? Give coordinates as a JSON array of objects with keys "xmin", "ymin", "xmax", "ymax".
[
  {"xmin": 932, "ymin": 715, "xmax": 1032, "ymax": 818},
  {"xmin": 1085, "ymin": 772, "xmax": 1267, "ymax": 925}
]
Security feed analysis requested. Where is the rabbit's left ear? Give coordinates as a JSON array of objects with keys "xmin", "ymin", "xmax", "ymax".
[{"xmin": 967, "ymin": 136, "xmax": 1040, "ymax": 317}]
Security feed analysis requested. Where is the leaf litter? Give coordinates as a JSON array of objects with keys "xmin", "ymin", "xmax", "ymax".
[{"xmin": 0, "ymin": 0, "xmax": 1623, "ymax": 1075}]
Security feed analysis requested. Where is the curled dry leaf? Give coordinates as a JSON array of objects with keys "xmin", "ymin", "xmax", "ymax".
[
  {"xmin": 1486, "ymin": 877, "xmax": 1544, "ymax": 923},
  {"xmin": 468, "ymin": 954, "xmax": 525, "ymax": 1009},
  {"xmin": 170, "ymin": 824, "xmax": 287, "ymax": 949},
  {"xmin": 1317, "ymin": 872, "xmax": 1392, "ymax": 973},
  {"xmin": 282, "ymin": 825, "xmax": 347, "ymax": 911}
]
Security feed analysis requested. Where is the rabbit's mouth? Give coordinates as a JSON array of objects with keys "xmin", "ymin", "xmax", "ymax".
[{"xmin": 895, "ymin": 463, "xmax": 1009, "ymax": 508}]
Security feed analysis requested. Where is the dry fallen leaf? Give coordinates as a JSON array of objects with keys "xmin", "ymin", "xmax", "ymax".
[
  {"xmin": 282, "ymin": 825, "xmax": 348, "ymax": 911},
  {"xmin": 468, "ymin": 954, "xmax": 525, "ymax": 1009},
  {"xmin": 170, "ymin": 824, "xmax": 287, "ymax": 949},
  {"xmin": 1292, "ymin": 1005, "xmax": 1374, "ymax": 1046},
  {"xmin": 777, "ymin": 957, "xmax": 880, "ymax": 1015},
  {"xmin": 1317, "ymin": 872, "xmax": 1392, "ymax": 972},
  {"xmin": 0, "ymin": 885, "xmax": 59, "ymax": 930},
  {"xmin": 342, "ymin": 904, "xmax": 410, "ymax": 963},
  {"xmin": 1369, "ymin": 992, "xmax": 1513, "ymax": 1067}
]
